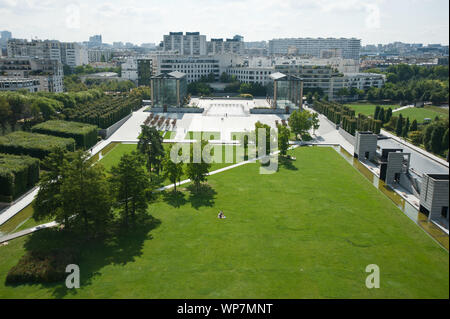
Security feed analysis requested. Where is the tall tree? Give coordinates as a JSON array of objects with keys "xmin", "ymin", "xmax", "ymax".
[
  {"xmin": 311, "ymin": 112, "xmax": 320, "ymax": 135},
  {"xmin": 163, "ymin": 145, "xmax": 184, "ymax": 192},
  {"xmin": 395, "ymin": 114, "xmax": 404, "ymax": 136},
  {"xmin": 410, "ymin": 119, "xmax": 418, "ymax": 131},
  {"xmin": 33, "ymin": 147, "xmax": 69, "ymax": 226},
  {"xmin": 137, "ymin": 125, "xmax": 165, "ymax": 178},
  {"xmin": 277, "ymin": 125, "xmax": 290, "ymax": 157},
  {"xmin": 60, "ymin": 151, "xmax": 112, "ymax": 236},
  {"xmin": 186, "ymin": 139, "xmax": 211, "ymax": 192},
  {"xmin": 109, "ymin": 151, "xmax": 151, "ymax": 227},
  {"xmin": 0, "ymin": 96, "xmax": 12, "ymax": 135}
]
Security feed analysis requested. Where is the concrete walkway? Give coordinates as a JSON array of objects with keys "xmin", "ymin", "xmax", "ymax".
[
  {"xmin": 392, "ymin": 104, "xmax": 414, "ymax": 112},
  {"xmin": 380, "ymin": 129, "xmax": 449, "ymax": 168},
  {"xmin": 0, "ymin": 221, "xmax": 58, "ymax": 244}
]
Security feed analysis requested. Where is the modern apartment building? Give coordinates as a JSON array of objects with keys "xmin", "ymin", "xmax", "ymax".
[
  {"xmin": 88, "ymin": 49, "xmax": 113, "ymax": 63},
  {"xmin": 226, "ymin": 67, "xmax": 274, "ymax": 86},
  {"xmin": 7, "ymin": 39, "xmax": 88, "ymax": 67},
  {"xmin": 163, "ymin": 32, "xmax": 207, "ymax": 56},
  {"xmin": 0, "ymin": 57, "xmax": 64, "ymax": 92},
  {"xmin": 0, "ymin": 77, "xmax": 40, "ymax": 92},
  {"xmin": 268, "ymin": 37, "xmax": 361, "ymax": 60},
  {"xmin": 207, "ymin": 38, "xmax": 244, "ymax": 55},
  {"xmin": 152, "ymin": 53, "xmax": 243, "ymax": 83}
]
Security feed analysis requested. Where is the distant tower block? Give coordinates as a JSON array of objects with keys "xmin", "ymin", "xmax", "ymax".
[
  {"xmin": 419, "ymin": 174, "xmax": 449, "ymax": 224},
  {"xmin": 354, "ymin": 131, "xmax": 377, "ymax": 160}
]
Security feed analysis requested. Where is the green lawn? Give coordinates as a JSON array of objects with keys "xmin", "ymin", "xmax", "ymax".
[
  {"xmin": 185, "ymin": 131, "xmax": 221, "ymax": 140},
  {"xmin": 0, "ymin": 146, "xmax": 448, "ymax": 298},
  {"xmin": 393, "ymin": 106, "xmax": 449, "ymax": 123},
  {"xmin": 98, "ymin": 143, "xmax": 243, "ymax": 182},
  {"xmin": 345, "ymin": 103, "xmax": 401, "ymax": 117}
]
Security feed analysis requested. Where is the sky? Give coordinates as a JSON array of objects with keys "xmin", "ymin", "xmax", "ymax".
[{"xmin": 0, "ymin": 0, "xmax": 448, "ymax": 46}]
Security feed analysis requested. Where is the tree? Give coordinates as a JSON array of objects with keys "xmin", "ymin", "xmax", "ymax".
[
  {"xmin": 311, "ymin": 112, "xmax": 320, "ymax": 135},
  {"xmin": 402, "ymin": 117, "xmax": 410, "ymax": 138},
  {"xmin": 186, "ymin": 139, "xmax": 211, "ymax": 192},
  {"xmin": 374, "ymin": 106, "xmax": 381, "ymax": 120},
  {"xmin": 378, "ymin": 108, "xmax": 385, "ymax": 123},
  {"xmin": 163, "ymin": 145, "xmax": 184, "ymax": 192},
  {"xmin": 137, "ymin": 125, "xmax": 165, "ymax": 178},
  {"xmin": 442, "ymin": 128, "xmax": 449, "ymax": 152},
  {"xmin": 385, "ymin": 107, "xmax": 393, "ymax": 123},
  {"xmin": 395, "ymin": 114, "xmax": 404, "ymax": 136},
  {"xmin": 0, "ymin": 96, "xmax": 12, "ymax": 134},
  {"xmin": 33, "ymin": 147, "xmax": 69, "ymax": 226},
  {"xmin": 277, "ymin": 125, "xmax": 290, "ymax": 157},
  {"xmin": 60, "ymin": 151, "xmax": 112, "ymax": 236},
  {"xmin": 109, "ymin": 151, "xmax": 151, "ymax": 227},
  {"xmin": 429, "ymin": 125, "xmax": 446, "ymax": 154},
  {"xmin": 409, "ymin": 131, "xmax": 423, "ymax": 146},
  {"xmin": 288, "ymin": 109, "xmax": 314, "ymax": 139},
  {"xmin": 410, "ymin": 119, "xmax": 418, "ymax": 132}
]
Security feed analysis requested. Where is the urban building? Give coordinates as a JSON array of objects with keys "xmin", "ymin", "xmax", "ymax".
[
  {"xmin": 152, "ymin": 53, "xmax": 243, "ymax": 83},
  {"xmin": 88, "ymin": 35, "xmax": 102, "ymax": 48},
  {"xmin": 88, "ymin": 49, "xmax": 113, "ymax": 63},
  {"xmin": 163, "ymin": 32, "xmax": 207, "ymax": 55},
  {"xmin": 150, "ymin": 71, "xmax": 187, "ymax": 108},
  {"xmin": 0, "ymin": 31, "xmax": 12, "ymax": 49},
  {"xmin": 121, "ymin": 57, "xmax": 153, "ymax": 85},
  {"xmin": 354, "ymin": 131, "xmax": 377, "ymax": 161},
  {"xmin": 7, "ymin": 39, "xmax": 88, "ymax": 67},
  {"xmin": 268, "ymin": 37, "xmax": 361, "ymax": 60},
  {"xmin": 420, "ymin": 174, "xmax": 449, "ymax": 226},
  {"xmin": 0, "ymin": 77, "xmax": 40, "ymax": 92},
  {"xmin": 0, "ymin": 57, "xmax": 64, "ymax": 92},
  {"xmin": 207, "ymin": 38, "xmax": 244, "ymax": 55}
]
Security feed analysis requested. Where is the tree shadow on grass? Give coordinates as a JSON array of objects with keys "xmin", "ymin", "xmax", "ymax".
[
  {"xmin": 186, "ymin": 183, "xmax": 217, "ymax": 210},
  {"xmin": 5, "ymin": 214, "xmax": 161, "ymax": 299},
  {"xmin": 161, "ymin": 190, "xmax": 187, "ymax": 208},
  {"xmin": 279, "ymin": 156, "xmax": 298, "ymax": 171}
]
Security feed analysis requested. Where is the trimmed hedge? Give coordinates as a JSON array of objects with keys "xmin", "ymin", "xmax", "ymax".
[
  {"xmin": 32, "ymin": 120, "xmax": 98, "ymax": 150},
  {"xmin": 0, "ymin": 153, "xmax": 40, "ymax": 202},
  {"xmin": 6, "ymin": 248, "xmax": 79, "ymax": 284},
  {"xmin": 0, "ymin": 131, "xmax": 75, "ymax": 160},
  {"xmin": 312, "ymin": 101, "xmax": 382, "ymax": 135}
]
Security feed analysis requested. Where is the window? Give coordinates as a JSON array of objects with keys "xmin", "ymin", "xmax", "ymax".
[{"xmin": 441, "ymin": 207, "xmax": 448, "ymax": 219}]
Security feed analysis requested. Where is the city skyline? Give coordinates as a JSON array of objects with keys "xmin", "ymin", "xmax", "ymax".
[{"xmin": 0, "ymin": 0, "xmax": 448, "ymax": 46}]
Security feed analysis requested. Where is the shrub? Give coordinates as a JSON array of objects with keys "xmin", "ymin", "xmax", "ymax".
[
  {"xmin": 32, "ymin": 120, "xmax": 98, "ymax": 150},
  {"xmin": 6, "ymin": 248, "xmax": 79, "ymax": 284},
  {"xmin": 0, "ymin": 131, "xmax": 75, "ymax": 160},
  {"xmin": 0, "ymin": 153, "xmax": 40, "ymax": 202}
]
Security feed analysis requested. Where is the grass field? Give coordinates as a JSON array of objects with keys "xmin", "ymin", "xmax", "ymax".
[
  {"xmin": 393, "ymin": 106, "xmax": 449, "ymax": 123},
  {"xmin": 98, "ymin": 143, "xmax": 243, "ymax": 180},
  {"xmin": 0, "ymin": 146, "xmax": 448, "ymax": 298},
  {"xmin": 163, "ymin": 131, "xmax": 176, "ymax": 139},
  {"xmin": 344, "ymin": 103, "xmax": 401, "ymax": 117}
]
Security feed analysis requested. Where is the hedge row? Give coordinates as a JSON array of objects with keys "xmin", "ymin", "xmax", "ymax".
[
  {"xmin": 0, "ymin": 131, "xmax": 75, "ymax": 160},
  {"xmin": 31, "ymin": 120, "xmax": 98, "ymax": 150},
  {"xmin": 64, "ymin": 95, "xmax": 141, "ymax": 129},
  {"xmin": 6, "ymin": 248, "xmax": 79, "ymax": 284},
  {"xmin": 312, "ymin": 101, "xmax": 381, "ymax": 135},
  {"xmin": 0, "ymin": 153, "xmax": 39, "ymax": 202}
]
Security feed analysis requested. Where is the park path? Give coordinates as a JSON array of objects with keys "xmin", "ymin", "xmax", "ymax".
[
  {"xmin": 0, "ymin": 221, "xmax": 58, "ymax": 244},
  {"xmin": 392, "ymin": 104, "xmax": 413, "ymax": 112}
]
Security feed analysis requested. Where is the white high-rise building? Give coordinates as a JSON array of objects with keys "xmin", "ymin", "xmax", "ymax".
[
  {"xmin": 268, "ymin": 37, "xmax": 361, "ymax": 60},
  {"xmin": 163, "ymin": 32, "xmax": 207, "ymax": 56}
]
